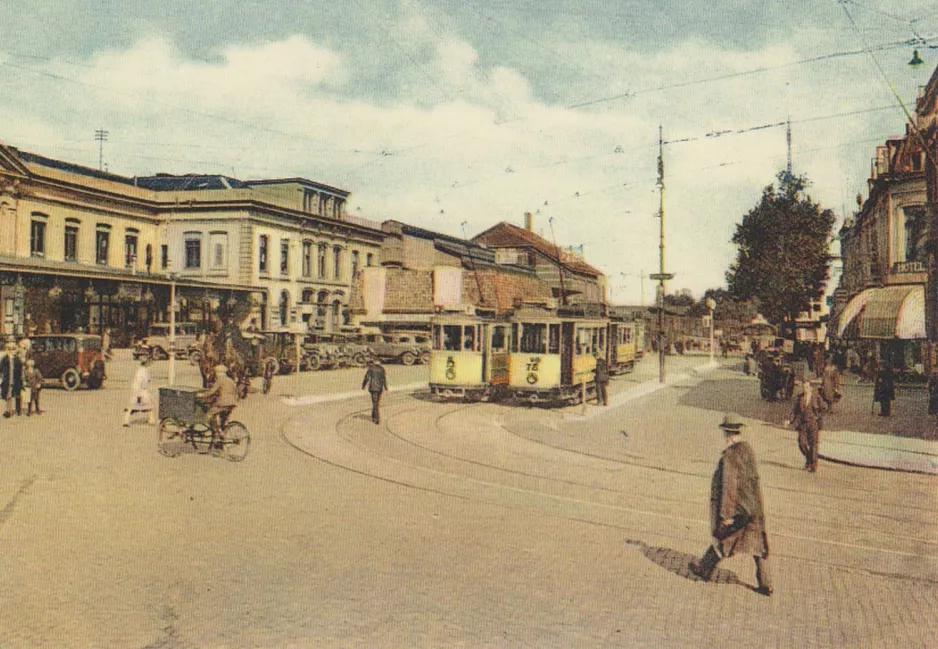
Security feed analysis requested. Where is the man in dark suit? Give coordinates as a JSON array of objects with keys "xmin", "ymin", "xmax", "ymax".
[
  {"xmin": 0, "ymin": 341, "xmax": 23, "ymax": 418},
  {"xmin": 362, "ymin": 359, "xmax": 388, "ymax": 424},
  {"xmin": 593, "ymin": 353, "xmax": 609, "ymax": 406}
]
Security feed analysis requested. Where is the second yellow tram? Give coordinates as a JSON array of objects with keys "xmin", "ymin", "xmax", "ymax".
[
  {"xmin": 508, "ymin": 304, "xmax": 609, "ymax": 406},
  {"xmin": 429, "ymin": 310, "xmax": 511, "ymax": 401}
]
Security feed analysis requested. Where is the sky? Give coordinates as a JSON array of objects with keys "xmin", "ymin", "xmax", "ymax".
[{"xmin": 1, "ymin": 0, "xmax": 936, "ymax": 305}]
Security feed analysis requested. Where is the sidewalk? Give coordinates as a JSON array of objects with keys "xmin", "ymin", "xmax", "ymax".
[{"xmin": 716, "ymin": 364, "xmax": 938, "ymax": 475}]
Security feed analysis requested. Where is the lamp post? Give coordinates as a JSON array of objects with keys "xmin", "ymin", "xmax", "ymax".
[
  {"xmin": 706, "ymin": 297, "xmax": 716, "ymax": 365},
  {"xmin": 168, "ymin": 274, "xmax": 177, "ymax": 386}
]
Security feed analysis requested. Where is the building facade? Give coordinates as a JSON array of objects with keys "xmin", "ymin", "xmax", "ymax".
[
  {"xmin": 472, "ymin": 214, "xmax": 608, "ymax": 307},
  {"xmin": 349, "ymin": 220, "xmax": 552, "ymax": 331},
  {"xmin": 834, "ymin": 125, "xmax": 928, "ymax": 371},
  {"xmin": 0, "ymin": 142, "xmax": 384, "ymax": 343}
]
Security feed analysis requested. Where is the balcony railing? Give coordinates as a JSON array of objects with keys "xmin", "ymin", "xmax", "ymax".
[{"xmin": 892, "ymin": 261, "xmax": 925, "ymax": 274}]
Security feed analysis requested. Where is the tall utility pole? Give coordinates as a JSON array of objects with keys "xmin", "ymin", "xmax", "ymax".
[
  {"xmin": 94, "ymin": 128, "xmax": 109, "ymax": 171},
  {"xmin": 786, "ymin": 116, "xmax": 792, "ymax": 177},
  {"xmin": 650, "ymin": 126, "xmax": 674, "ymax": 384}
]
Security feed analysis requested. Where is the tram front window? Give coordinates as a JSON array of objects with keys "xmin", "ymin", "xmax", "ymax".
[
  {"xmin": 442, "ymin": 325, "xmax": 462, "ymax": 351},
  {"xmin": 491, "ymin": 326, "xmax": 507, "ymax": 352},
  {"xmin": 519, "ymin": 323, "xmax": 547, "ymax": 354},
  {"xmin": 548, "ymin": 324, "xmax": 560, "ymax": 354},
  {"xmin": 463, "ymin": 325, "xmax": 476, "ymax": 351}
]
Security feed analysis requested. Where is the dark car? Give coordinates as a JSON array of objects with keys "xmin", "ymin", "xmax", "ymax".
[
  {"xmin": 363, "ymin": 332, "xmax": 430, "ymax": 365},
  {"xmin": 29, "ymin": 334, "xmax": 107, "ymax": 390}
]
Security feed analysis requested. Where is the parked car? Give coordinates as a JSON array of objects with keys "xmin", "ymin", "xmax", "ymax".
[
  {"xmin": 302, "ymin": 333, "xmax": 352, "ymax": 371},
  {"xmin": 133, "ymin": 322, "xmax": 201, "ymax": 362},
  {"xmin": 362, "ymin": 332, "xmax": 430, "ymax": 365},
  {"xmin": 29, "ymin": 334, "xmax": 107, "ymax": 390}
]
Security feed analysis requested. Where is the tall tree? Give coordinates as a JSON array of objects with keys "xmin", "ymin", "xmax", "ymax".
[{"xmin": 726, "ymin": 173, "xmax": 834, "ymax": 332}]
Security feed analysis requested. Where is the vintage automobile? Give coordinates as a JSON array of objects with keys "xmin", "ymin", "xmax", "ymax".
[
  {"xmin": 29, "ymin": 334, "xmax": 107, "ymax": 390},
  {"xmin": 260, "ymin": 330, "xmax": 308, "ymax": 374},
  {"xmin": 302, "ymin": 333, "xmax": 353, "ymax": 371},
  {"xmin": 133, "ymin": 322, "xmax": 201, "ymax": 362},
  {"xmin": 362, "ymin": 332, "xmax": 430, "ymax": 365}
]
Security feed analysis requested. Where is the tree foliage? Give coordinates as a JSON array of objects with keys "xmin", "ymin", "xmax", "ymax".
[
  {"xmin": 726, "ymin": 173, "xmax": 834, "ymax": 329},
  {"xmin": 688, "ymin": 288, "xmax": 757, "ymax": 323}
]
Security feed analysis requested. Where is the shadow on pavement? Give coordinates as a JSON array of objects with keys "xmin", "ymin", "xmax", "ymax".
[
  {"xmin": 624, "ymin": 539, "xmax": 747, "ymax": 590},
  {"xmin": 678, "ymin": 375, "xmax": 938, "ymax": 441}
]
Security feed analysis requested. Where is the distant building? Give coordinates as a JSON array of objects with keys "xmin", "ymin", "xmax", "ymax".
[
  {"xmin": 349, "ymin": 220, "xmax": 551, "ymax": 331},
  {"xmin": 472, "ymin": 213, "xmax": 608, "ymax": 307}
]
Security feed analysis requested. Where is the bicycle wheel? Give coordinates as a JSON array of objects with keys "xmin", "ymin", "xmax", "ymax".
[
  {"xmin": 157, "ymin": 418, "xmax": 184, "ymax": 457},
  {"xmin": 221, "ymin": 421, "xmax": 250, "ymax": 462}
]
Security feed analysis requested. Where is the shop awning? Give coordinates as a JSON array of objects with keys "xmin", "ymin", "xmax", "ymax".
[{"xmin": 837, "ymin": 285, "xmax": 925, "ymax": 339}]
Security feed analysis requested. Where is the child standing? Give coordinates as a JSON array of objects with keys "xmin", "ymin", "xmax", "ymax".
[{"xmin": 24, "ymin": 359, "xmax": 42, "ymax": 415}]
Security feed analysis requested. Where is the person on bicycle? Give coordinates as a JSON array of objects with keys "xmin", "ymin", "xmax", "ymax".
[{"xmin": 200, "ymin": 364, "xmax": 239, "ymax": 437}]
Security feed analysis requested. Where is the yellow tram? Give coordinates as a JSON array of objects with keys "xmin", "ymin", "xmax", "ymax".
[
  {"xmin": 608, "ymin": 317, "xmax": 639, "ymax": 374},
  {"xmin": 507, "ymin": 304, "xmax": 609, "ymax": 405},
  {"xmin": 429, "ymin": 310, "xmax": 511, "ymax": 401}
]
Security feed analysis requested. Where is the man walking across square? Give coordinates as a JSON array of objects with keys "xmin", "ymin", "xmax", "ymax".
[
  {"xmin": 787, "ymin": 377, "xmax": 823, "ymax": 473},
  {"xmin": 362, "ymin": 358, "xmax": 388, "ymax": 424},
  {"xmin": 690, "ymin": 413, "xmax": 773, "ymax": 596}
]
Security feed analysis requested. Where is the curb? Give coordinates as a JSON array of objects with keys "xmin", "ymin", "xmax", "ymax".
[{"xmin": 280, "ymin": 381, "xmax": 427, "ymax": 407}]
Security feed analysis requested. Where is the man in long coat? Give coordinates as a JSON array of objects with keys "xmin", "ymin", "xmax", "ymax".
[
  {"xmin": 690, "ymin": 413, "xmax": 773, "ymax": 596},
  {"xmin": 0, "ymin": 341, "xmax": 23, "ymax": 417},
  {"xmin": 874, "ymin": 362, "xmax": 896, "ymax": 417},
  {"xmin": 819, "ymin": 359, "xmax": 843, "ymax": 414},
  {"xmin": 787, "ymin": 378, "xmax": 824, "ymax": 473}
]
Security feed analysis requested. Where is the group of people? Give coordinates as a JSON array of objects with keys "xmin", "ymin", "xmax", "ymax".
[{"xmin": 0, "ymin": 337, "xmax": 44, "ymax": 418}]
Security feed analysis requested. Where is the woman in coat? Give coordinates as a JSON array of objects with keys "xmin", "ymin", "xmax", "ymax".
[
  {"xmin": 690, "ymin": 413, "xmax": 772, "ymax": 596},
  {"xmin": 123, "ymin": 356, "xmax": 155, "ymax": 426},
  {"xmin": 874, "ymin": 363, "xmax": 896, "ymax": 417}
]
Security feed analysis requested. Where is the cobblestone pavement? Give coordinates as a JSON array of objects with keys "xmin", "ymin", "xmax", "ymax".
[{"xmin": 0, "ymin": 352, "xmax": 935, "ymax": 647}]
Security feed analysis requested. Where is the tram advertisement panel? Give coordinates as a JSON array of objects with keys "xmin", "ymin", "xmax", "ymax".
[
  {"xmin": 509, "ymin": 353, "xmax": 561, "ymax": 389},
  {"xmin": 430, "ymin": 351, "xmax": 483, "ymax": 386}
]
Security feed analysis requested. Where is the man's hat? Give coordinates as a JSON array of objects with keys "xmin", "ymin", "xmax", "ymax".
[
  {"xmin": 215, "ymin": 364, "xmax": 228, "ymax": 373},
  {"xmin": 719, "ymin": 412, "xmax": 745, "ymax": 433}
]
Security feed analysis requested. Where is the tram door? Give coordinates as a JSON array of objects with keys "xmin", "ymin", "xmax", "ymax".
[
  {"xmin": 561, "ymin": 321, "xmax": 575, "ymax": 385},
  {"xmin": 487, "ymin": 323, "xmax": 510, "ymax": 385}
]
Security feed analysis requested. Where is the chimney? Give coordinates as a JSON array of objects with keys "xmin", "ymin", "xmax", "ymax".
[{"xmin": 524, "ymin": 212, "xmax": 533, "ymax": 231}]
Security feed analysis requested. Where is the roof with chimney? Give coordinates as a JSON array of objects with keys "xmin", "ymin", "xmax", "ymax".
[{"xmin": 472, "ymin": 221, "xmax": 603, "ymax": 277}]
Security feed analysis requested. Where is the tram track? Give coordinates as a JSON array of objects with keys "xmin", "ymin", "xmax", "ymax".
[{"xmin": 278, "ymin": 393, "xmax": 938, "ymax": 583}]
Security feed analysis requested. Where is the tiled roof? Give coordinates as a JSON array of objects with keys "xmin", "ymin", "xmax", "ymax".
[{"xmin": 472, "ymin": 222, "xmax": 603, "ymax": 277}]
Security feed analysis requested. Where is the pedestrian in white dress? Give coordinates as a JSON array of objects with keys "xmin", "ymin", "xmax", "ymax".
[{"xmin": 123, "ymin": 356, "xmax": 155, "ymax": 426}]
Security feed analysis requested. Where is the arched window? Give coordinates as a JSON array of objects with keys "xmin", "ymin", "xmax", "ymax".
[{"xmin": 279, "ymin": 290, "xmax": 290, "ymax": 326}]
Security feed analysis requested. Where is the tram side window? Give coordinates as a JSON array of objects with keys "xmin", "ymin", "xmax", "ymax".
[
  {"xmin": 463, "ymin": 325, "xmax": 476, "ymax": 351},
  {"xmin": 548, "ymin": 324, "xmax": 560, "ymax": 354},
  {"xmin": 519, "ymin": 323, "xmax": 547, "ymax": 354},
  {"xmin": 442, "ymin": 325, "xmax": 462, "ymax": 351},
  {"xmin": 491, "ymin": 326, "xmax": 507, "ymax": 352},
  {"xmin": 432, "ymin": 325, "xmax": 443, "ymax": 350},
  {"xmin": 511, "ymin": 323, "xmax": 519, "ymax": 352}
]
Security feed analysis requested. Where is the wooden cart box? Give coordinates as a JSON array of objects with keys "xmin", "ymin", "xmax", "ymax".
[{"xmin": 158, "ymin": 387, "xmax": 208, "ymax": 426}]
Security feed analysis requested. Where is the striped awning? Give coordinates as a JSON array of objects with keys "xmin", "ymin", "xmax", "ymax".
[{"xmin": 837, "ymin": 285, "xmax": 925, "ymax": 340}]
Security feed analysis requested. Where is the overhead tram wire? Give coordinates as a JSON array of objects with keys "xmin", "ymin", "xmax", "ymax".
[
  {"xmin": 838, "ymin": 0, "xmax": 938, "ymax": 171},
  {"xmin": 566, "ymin": 36, "xmax": 929, "ymax": 110},
  {"xmin": 0, "ymin": 29, "xmax": 929, "ymax": 181}
]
